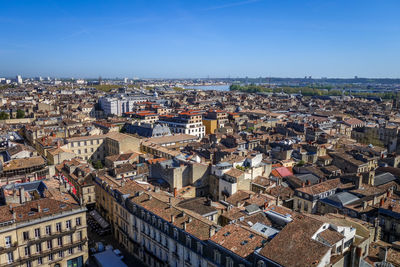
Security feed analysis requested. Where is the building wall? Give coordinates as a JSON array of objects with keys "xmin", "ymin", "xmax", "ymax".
[
  {"xmin": 202, "ymin": 119, "xmax": 218, "ymax": 135},
  {"xmin": 0, "ymin": 208, "xmax": 88, "ymax": 266},
  {"xmin": 47, "ymin": 151, "xmax": 76, "ymax": 165},
  {"xmin": 64, "ymin": 136, "xmax": 106, "ymax": 161}
]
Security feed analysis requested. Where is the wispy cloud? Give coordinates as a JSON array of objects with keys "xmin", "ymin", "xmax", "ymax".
[{"xmin": 202, "ymin": 0, "xmax": 262, "ymax": 11}]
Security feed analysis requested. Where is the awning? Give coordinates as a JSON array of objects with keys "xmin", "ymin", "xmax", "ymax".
[{"xmin": 89, "ymin": 210, "xmax": 110, "ymax": 229}]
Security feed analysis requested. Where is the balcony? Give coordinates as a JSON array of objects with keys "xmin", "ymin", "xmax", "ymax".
[
  {"xmin": 172, "ymin": 251, "xmax": 180, "ymax": 259},
  {"xmin": 27, "ymin": 227, "xmax": 77, "ymax": 246},
  {"xmin": 117, "ymin": 225, "xmax": 130, "ymax": 237},
  {"xmin": 7, "ymin": 238, "xmax": 88, "ymax": 266},
  {"xmin": 0, "ymin": 242, "xmax": 18, "ymax": 254}
]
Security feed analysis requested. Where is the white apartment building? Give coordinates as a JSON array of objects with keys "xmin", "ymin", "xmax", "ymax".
[
  {"xmin": 159, "ymin": 112, "xmax": 205, "ymax": 139},
  {"xmin": 99, "ymin": 95, "xmax": 151, "ymax": 116}
]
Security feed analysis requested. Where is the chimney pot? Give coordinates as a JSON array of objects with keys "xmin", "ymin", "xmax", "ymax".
[
  {"xmin": 380, "ymin": 198, "xmax": 385, "ymax": 207},
  {"xmin": 170, "ymin": 214, "xmax": 175, "ymax": 223}
]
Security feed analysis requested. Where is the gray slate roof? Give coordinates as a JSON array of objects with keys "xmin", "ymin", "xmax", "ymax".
[{"xmin": 374, "ymin": 172, "xmax": 396, "ymax": 186}]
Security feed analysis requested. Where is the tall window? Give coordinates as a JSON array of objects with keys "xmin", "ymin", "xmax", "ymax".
[
  {"xmin": 23, "ymin": 231, "xmax": 29, "ymax": 241},
  {"xmin": 214, "ymin": 250, "xmax": 221, "ymax": 264},
  {"xmin": 197, "ymin": 242, "xmax": 203, "ymax": 255},
  {"xmin": 24, "ymin": 246, "xmax": 30, "ymax": 256},
  {"xmin": 76, "ymin": 217, "xmax": 81, "ymax": 226},
  {"xmin": 78, "ymin": 231, "xmax": 83, "ymax": 241},
  {"xmin": 46, "ymin": 225, "xmax": 51, "ymax": 235},
  {"xmin": 7, "ymin": 252, "xmax": 13, "ymax": 263},
  {"xmin": 34, "ymin": 228, "xmax": 41, "ymax": 238},
  {"xmin": 56, "ymin": 222, "xmax": 62, "ymax": 232},
  {"xmin": 5, "ymin": 236, "xmax": 11, "ymax": 248},
  {"xmin": 226, "ymin": 257, "xmax": 234, "ymax": 267}
]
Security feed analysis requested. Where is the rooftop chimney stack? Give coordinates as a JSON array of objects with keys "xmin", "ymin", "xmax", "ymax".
[
  {"xmin": 209, "ymin": 227, "xmax": 215, "ymax": 237},
  {"xmin": 19, "ymin": 187, "xmax": 25, "ymax": 204}
]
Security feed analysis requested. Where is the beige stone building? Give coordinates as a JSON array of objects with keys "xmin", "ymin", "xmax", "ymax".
[
  {"xmin": 47, "ymin": 147, "xmax": 75, "ymax": 165},
  {"xmin": 62, "ymin": 132, "xmax": 140, "ymax": 162},
  {"xmin": 104, "ymin": 132, "xmax": 140, "ymax": 156},
  {"xmin": 62, "ymin": 135, "xmax": 106, "ymax": 162},
  {"xmin": 0, "ymin": 198, "xmax": 88, "ymax": 267}
]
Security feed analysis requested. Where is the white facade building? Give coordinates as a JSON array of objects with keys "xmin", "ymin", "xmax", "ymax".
[
  {"xmin": 159, "ymin": 112, "xmax": 205, "ymax": 139},
  {"xmin": 16, "ymin": 75, "xmax": 22, "ymax": 84},
  {"xmin": 99, "ymin": 95, "xmax": 151, "ymax": 116}
]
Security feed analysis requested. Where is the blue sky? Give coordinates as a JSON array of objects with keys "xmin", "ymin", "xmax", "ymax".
[{"xmin": 1, "ymin": 0, "xmax": 400, "ymax": 78}]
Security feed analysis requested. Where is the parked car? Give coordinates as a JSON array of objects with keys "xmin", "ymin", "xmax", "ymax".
[
  {"xmin": 95, "ymin": 242, "xmax": 104, "ymax": 252},
  {"xmin": 113, "ymin": 249, "xmax": 124, "ymax": 259}
]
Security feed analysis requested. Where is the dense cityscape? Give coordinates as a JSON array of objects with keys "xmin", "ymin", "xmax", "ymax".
[
  {"xmin": 2, "ymin": 0, "xmax": 400, "ymax": 266},
  {"xmin": 0, "ymin": 75, "xmax": 398, "ymax": 266}
]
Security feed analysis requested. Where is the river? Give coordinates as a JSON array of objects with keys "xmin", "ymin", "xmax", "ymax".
[{"xmin": 183, "ymin": 84, "xmax": 230, "ymax": 91}]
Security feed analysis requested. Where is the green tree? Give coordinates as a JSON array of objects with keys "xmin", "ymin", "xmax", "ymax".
[
  {"xmin": 296, "ymin": 160, "xmax": 305, "ymax": 167},
  {"xmin": 0, "ymin": 111, "xmax": 9, "ymax": 120},
  {"xmin": 235, "ymin": 165, "xmax": 246, "ymax": 171},
  {"xmin": 92, "ymin": 160, "xmax": 103, "ymax": 169},
  {"xmin": 16, "ymin": 109, "xmax": 25, "ymax": 119}
]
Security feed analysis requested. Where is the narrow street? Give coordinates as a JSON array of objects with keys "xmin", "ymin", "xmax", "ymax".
[{"xmin": 87, "ymin": 224, "xmax": 147, "ymax": 267}]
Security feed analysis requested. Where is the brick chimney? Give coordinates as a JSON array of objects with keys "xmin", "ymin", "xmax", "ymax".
[
  {"xmin": 173, "ymin": 187, "xmax": 177, "ymax": 198},
  {"xmin": 170, "ymin": 214, "xmax": 175, "ymax": 223}
]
